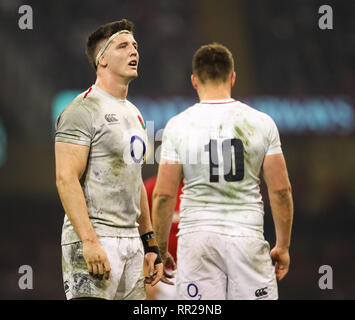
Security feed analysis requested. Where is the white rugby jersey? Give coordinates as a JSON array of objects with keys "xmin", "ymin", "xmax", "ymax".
[
  {"xmin": 55, "ymin": 85, "xmax": 148, "ymax": 244},
  {"xmin": 160, "ymin": 98, "xmax": 282, "ymax": 238}
]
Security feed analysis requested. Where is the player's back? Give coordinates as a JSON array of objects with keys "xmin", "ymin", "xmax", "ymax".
[{"xmin": 161, "ymin": 98, "xmax": 282, "ymax": 238}]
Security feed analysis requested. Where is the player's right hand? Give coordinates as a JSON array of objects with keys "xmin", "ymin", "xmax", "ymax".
[
  {"xmin": 270, "ymin": 246, "xmax": 290, "ymax": 281},
  {"xmin": 161, "ymin": 251, "xmax": 177, "ymax": 285},
  {"xmin": 83, "ymin": 240, "xmax": 111, "ymax": 280}
]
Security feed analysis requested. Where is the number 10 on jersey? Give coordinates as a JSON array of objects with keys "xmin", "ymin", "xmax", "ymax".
[{"xmin": 206, "ymin": 138, "xmax": 244, "ymax": 183}]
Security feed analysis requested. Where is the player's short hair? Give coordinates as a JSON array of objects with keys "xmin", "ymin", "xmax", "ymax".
[
  {"xmin": 192, "ymin": 43, "xmax": 234, "ymax": 84},
  {"xmin": 86, "ymin": 19, "xmax": 134, "ymax": 71}
]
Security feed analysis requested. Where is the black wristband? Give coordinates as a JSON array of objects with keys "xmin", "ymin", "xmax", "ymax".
[{"xmin": 140, "ymin": 231, "xmax": 162, "ymax": 265}]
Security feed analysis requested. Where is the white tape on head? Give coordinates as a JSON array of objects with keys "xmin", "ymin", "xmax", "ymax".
[{"xmin": 95, "ymin": 30, "xmax": 132, "ymax": 67}]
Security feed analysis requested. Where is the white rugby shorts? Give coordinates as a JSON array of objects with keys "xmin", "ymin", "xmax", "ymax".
[
  {"xmin": 62, "ymin": 237, "xmax": 145, "ymax": 300},
  {"xmin": 176, "ymin": 231, "xmax": 278, "ymax": 300}
]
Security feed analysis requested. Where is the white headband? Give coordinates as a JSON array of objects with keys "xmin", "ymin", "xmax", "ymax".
[{"xmin": 95, "ymin": 30, "xmax": 132, "ymax": 67}]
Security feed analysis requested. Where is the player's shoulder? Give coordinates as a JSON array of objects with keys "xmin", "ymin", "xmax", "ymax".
[
  {"xmin": 64, "ymin": 87, "xmax": 100, "ymax": 114},
  {"xmin": 125, "ymin": 99, "xmax": 142, "ymax": 115},
  {"xmin": 56, "ymin": 88, "xmax": 96, "ymax": 126},
  {"xmin": 165, "ymin": 103, "xmax": 199, "ymax": 128},
  {"xmin": 237, "ymin": 100, "xmax": 277, "ymax": 127}
]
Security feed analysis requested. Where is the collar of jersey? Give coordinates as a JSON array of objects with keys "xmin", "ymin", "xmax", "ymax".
[
  {"xmin": 199, "ymin": 98, "xmax": 236, "ymax": 104},
  {"xmin": 92, "ymin": 85, "xmax": 126, "ymax": 102}
]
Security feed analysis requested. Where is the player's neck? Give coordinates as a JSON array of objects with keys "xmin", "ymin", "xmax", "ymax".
[
  {"xmin": 197, "ymin": 85, "xmax": 231, "ymax": 102},
  {"xmin": 95, "ymin": 75, "xmax": 129, "ymax": 100},
  {"xmin": 198, "ymin": 91, "xmax": 232, "ymax": 101}
]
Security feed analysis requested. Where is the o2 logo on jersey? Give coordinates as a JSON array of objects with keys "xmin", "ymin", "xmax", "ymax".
[
  {"xmin": 130, "ymin": 135, "xmax": 146, "ymax": 163},
  {"xmin": 187, "ymin": 283, "xmax": 202, "ymax": 300}
]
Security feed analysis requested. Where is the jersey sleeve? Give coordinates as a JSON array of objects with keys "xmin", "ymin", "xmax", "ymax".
[
  {"xmin": 160, "ymin": 117, "xmax": 181, "ymax": 162},
  {"xmin": 55, "ymin": 102, "xmax": 94, "ymax": 146},
  {"xmin": 265, "ymin": 116, "xmax": 282, "ymax": 155}
]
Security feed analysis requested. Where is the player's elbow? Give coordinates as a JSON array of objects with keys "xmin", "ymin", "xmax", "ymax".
[
  {"xmin": 152, "ymin": 188, "xmax": 175, "ymax": 205},
  {"xmin": 269, "ymin": 180, "xmax": 292, "ymax": 195},
  {"xmin": 55, "ymin": 170, "xmax": 78, "ymax": 190},
  {"xmin": 270, "ymin": 185, "xmax": 293, "ymax": 204}
]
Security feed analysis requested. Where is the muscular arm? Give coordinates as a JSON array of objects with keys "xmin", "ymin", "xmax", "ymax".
[
  {"xmin": 55, "ymin": 142, "xmax": 97, "ymax": 243},
  {"xmin": 55, "ymin": 141, "xmax": 110, "ymax": 279},
  {"xmin": 262, "ymin": 153, "xmax": 293, "ymax": 280},
  {"xmin": 152, "ymin": 160, "xmax": 183, "ymax": 260}
]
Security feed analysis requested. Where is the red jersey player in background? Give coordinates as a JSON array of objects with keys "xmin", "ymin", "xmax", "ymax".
[{"xmin": 144, "ymin": 176, "xmax": 183, "ymax": 299}]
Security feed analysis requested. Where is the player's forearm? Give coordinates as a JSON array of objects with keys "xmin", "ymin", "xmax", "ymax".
[
  {"xmin": 137, "ymin": 183, "xmax": 153, "ymax": 235},
  {"xmin": 152, "ymin": 192, "xmax": 176, "ymax": 257},
  {"xmin": 56, "ymin": 176, "xmax": 98, "ymax": 243},
  {"xmin": 268, "ymin": 186, "xmax": 293, "ymax": 249}
]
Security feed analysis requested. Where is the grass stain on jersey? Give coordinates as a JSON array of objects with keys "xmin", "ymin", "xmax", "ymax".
[
  {"xmin": 234, "ymin": 124, "xmax": 253, "ymax": 168},
  {"xmin": 218, "ymin": 124, "xmax": 223, "ymax": 136},
  {"xmin": 207, "ymin": 184, "xmax": 238, "ymax": 199},
  {"xmin": 109, "ymin": 152, "xmax": 126, "ymax": 176},
  {"xmin": 234, "ymin": 125, "xmax": 253, "ymax": 146}
]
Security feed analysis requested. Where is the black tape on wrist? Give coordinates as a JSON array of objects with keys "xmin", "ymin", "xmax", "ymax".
[{"xmin": 140, "ymin": 231, "xmax": 162, "ymax": 265}]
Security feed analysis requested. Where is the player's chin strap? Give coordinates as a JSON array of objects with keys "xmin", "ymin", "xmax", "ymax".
[
  {"xmin": 140, "ymin": 231, "xmax": 162, "ymax": 265},
  {"xmin": 95, "ymin": 30, "xmax": 132, "ymax": 67}
]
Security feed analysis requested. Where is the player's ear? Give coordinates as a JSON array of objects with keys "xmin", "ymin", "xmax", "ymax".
[
  {"xmin": 191, "ymin": 74, "xmax": 198, "ymax": 90},
  {"xmin": 98, "ymin": 55, "xmax": 108, "ymax": 68},
  {"xmin": 231, "ymin": 71, "xmax": 236, "ymax": 87}
]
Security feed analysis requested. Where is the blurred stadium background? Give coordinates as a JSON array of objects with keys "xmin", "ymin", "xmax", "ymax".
[{"xmin": 0, "ymin": 0, "xmax": 354, "ymax": 299}]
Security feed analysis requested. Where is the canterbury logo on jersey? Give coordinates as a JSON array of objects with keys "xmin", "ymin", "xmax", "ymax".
[
  {"xmin": 105, "ymin": 114, "xmax": 119, "ymax": 123},
  {"xmin": 255, "ymin": 287, "xmax": 268, "ymax": 298}
]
